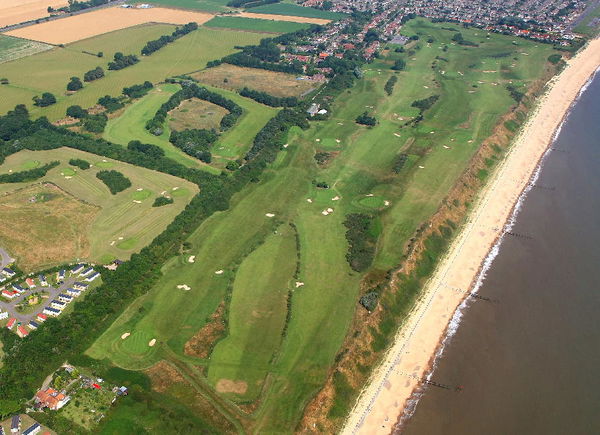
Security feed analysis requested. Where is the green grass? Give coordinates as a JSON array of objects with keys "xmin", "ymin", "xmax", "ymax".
[
  {"xmin": 574, "ymin": 3, "xmax": 600, "ymax": 36},
  {"xmin": 0, "ymin": 148, "xmax": 198, "ymax": 264},
  {"xmin": 129, "ymin": 0, "xmax": 231, "ymax": 12},
  {"xmin": 247, "ymin": 1, "xmax": 346, "ymax": 20},
  {"xmin": 204, "ymin": 16, "xmax": 310, "ymax": 33},
  {"xmin": 207, "ymin": 225, "xmax": 297, "ymax": 401},
  {"xmin": 87, "ymin": 18, "xmax": 557, "ymax": 433},
  {"xmin": 0, "ymin": 35, "xmax": 52, "ymax": 64},
  {"xmin": 132, "ymin": 189, "xmax": 153, "ymax": 200},
  {"xmin": 20, "ymin": 160, "xmax": 40, "ymax": 170},
  {"xmin": 0, "ymin": 26, "xmax": 263, "ymax": 121}
]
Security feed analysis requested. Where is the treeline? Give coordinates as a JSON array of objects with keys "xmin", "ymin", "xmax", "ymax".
[
  {"xmin": 343, "ymin": 213, "xmax": 377, "ymax": 272},
  {"xmin": 384, "ymin": 75, "xmax": 397, "ymax": 96},
  {"xmin": 96, "ymin": 170, "xmax": 131, "ymax": 194},
  {"xmin": 212, "ymin": 38, "xmax": 304, "ymax": 74},
  {"xmin": 145, "ymin": 83, "xmax": 242, "ymax": 136},
  {"xmin": 0, "ymin": 161, "xmax": 58, "ymax": 183},
  {"xmin": 141, "ymin": 23, "xmax": 198, "ymax": 56},
  {"xmin": 50, "ymin": 0, "xmax": 110, "ymax": 13},
  {"xmin": 123, "ymin": 81, "xmax": 153, "ymax": 99},
  {"xmin": 239, "ymin": 87, "xmax": 299, "ymax": 107},
  {"xmin": 170, "ymin": 129, "xmax": 218, "ymax": 163},
  {"xmin": 108, "ymin": 52, "xmax": 139, "ymax": 71},
  {"xmin": 411, "ymin": 95, "xmax": 439, "ymax": 112},
  {"xmin": 227, "ymin": 0, "xmax": 279, "ymax": 7},
  {"xmin": 0, "ymin": 100, "xmax": 309, "ymax": 402}
]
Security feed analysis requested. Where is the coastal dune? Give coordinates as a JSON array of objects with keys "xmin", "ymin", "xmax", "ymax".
[{"xmin": 342, "ymin": 37, "xmax": 600, "ymax": 435}]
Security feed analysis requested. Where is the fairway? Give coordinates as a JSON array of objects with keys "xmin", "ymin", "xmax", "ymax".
[
  {"xmin": 0, "ymin": 25, "xmax": 264, "ymax": 120},
  {"xmin": 193, "ymin": 63, "xmax": 316, "ymax": 97},
  {"xmin": 204, "ymin": 15, "xmax": 310, "ymax": 33},
  {"xmin": 86, "ymin": 18, "xmax": 557, "ymax": 433},
  {"xmin": 0, "ymin": 148, "xmax": 198, "ymax": 269},
  {"xmin": 0, "ymin": 35, "xmax": 52, "ymax": 64}
]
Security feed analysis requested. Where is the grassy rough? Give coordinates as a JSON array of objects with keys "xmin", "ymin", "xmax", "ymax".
[{"xmin": 205, "ymin": 15, "xmax": 310, "ymax": 33}]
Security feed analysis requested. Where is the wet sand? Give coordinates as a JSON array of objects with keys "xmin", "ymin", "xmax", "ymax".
[{"xmin": 341, "ymin": 37, "xmax": 600, "ymax": 435}]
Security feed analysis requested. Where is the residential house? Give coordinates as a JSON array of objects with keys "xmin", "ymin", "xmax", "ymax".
[
  {"xmin": 43, "ymin": 307, "xmax": 61, "ymax": 317},
  {"xmin": 2, "ymin": 290, "xmax": 17, "ymax": 299},
  {"xmin": 80, "ymin": 267, "xmax": 94, "ymax": 277},
  {"xmin": 71, "ymin": 264, "xmax": 84, "ymax": 275},
  {"xmin": 66, "ymin": 288, "xmax": 81, "ymax": 297},
  {"xmin": 1, "ymin": 423, "xmax": 5, "ymax": 435},
  {"xmin": 0, "ymin": 311, "xmax": 8, "ymax": 320},
  {"xmin": 307, "ymin": 103, "xmax": 320, "ymax": 116},
  {"xmin": 86, "ymin": 272, "xmax": 100, "ymax": 282},
  {"xmin": 57, "ymin": 294, "xmax": 73, "ymax": 303},
  {"xmin": 36, "ymin": 313, "xmax": 47, "ymax": 322},
  {"xmin": 25, "ymin": 277, "xmax": 36, "ymax": 288},
  {"xmin": 0, "ymin": 275, "xmax": 6, "ymax": 283},
  {"xmin": 2, "ymin": 267, "xmax": 16, "ymax": 278},
  {"xmin": 57, "ymin": 270, "xmax": 65, "ymax": 281},
  {"xmin": 73, "ymin": 282, "xmax": 88, "ymax": 291},
  {"xmin": 10, "ymin": 415, "xmax": 20, "ymax": 433},
  {"xmin": 35, "ymin": 388, "xmax": 70, "ymax": 410},
  {"xmin": 6, "ymin": 318, "xmax": 16, "ymax": 329},
  {"xmin": 12, "ymin": 284, "xmax": 25, "ymax": 293},
  {"xmin": 28, "ymin": 321, "xmax": 39, "ymax": 330},
  {"xmin": 17, "ymin": 325, "xmax": 29, "ymax": 338},
  {"xmin": 22, "ymin": 423, "xmax": 41, "ymax": 435},
  {"xmin": 50, "ymin": 300, "xmax": 66, "ymax": 310},
  {"xmin": 39, "ymin": 275, "xmax": 48, "ymax": 286}
]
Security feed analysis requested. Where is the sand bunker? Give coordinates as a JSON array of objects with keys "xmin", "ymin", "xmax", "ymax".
[
  {"xmin": 136, "ymin": 188, "xmax": 143, "ymax": 191},
  {"xmin": 148, "ymin": 339, "xmax": 156, "ymax": 347},
  {"xmin": 177, "ymin": 284, "xmax": 191, "ymax": 290},
  {"xmin": 394, "ymin": 133, "xmax": 401, "ymax": 137},
  {"xmin": 332, "ymin": 196, "xmax": 340, "ymax": 201},
  {"xmin": 419, "ymin": 165, "xmax": 425, "ymax": 169},
  {"xmin": 215, "ymin": 378, "xmax": 248, "ymax": 394},
  {"xmin": 327, "ymin": 208, "xmax": 333, "ymax": 213},
  {"xmin": 384, "ymin": 200, "xmax": 390, "ymax": 206},
  {"xmin": 321, "ymin": 210, "xmax": 330, "ymax": 216},
  {"xmin": 215, "ymin": 270, "xmax": 224, "ymax": 275},
  {"xmin": 133, "ymin": 200, "xmax": 142, "ymax": 204},
  {"xmin": 6, "ymin": 6, "xmax": 214, "ymax": 44},
  {"xmin": 188, "ymin": 256, "xmax": 195, "ymax": 263},
  {"xmin": 265, "ymin": 213, "xmax": 275, "ymax": 217},
  {"xmin": 121, "ymin": 332, "xmax": 130, "ymax": 340},
  {"xmin": 306, "ymin": 198, "xmax": 313, "ymax": 203},
  {"xmin": 295, "ymin": 282, "xmax": 304, "ymax": 288},
  {"xmin": 443, "ymin": 145, "xmax": 451, "ymax": 149}
]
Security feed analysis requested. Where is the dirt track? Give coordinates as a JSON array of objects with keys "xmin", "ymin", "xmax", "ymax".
[
  {"xmin": 4, "ymin": 6, "xmax": 214, "ymax": 44},
  {"xmin": 0, "ymin": 0, "xmax": 69, "ymax": 28}
]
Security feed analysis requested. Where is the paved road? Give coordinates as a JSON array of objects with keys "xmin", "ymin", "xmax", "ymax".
[{"xmin": 0, "ymin": 248, "xmax": 14, "ymax": 270}]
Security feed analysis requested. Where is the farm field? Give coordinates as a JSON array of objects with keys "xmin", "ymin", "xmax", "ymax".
[
  {"xmin": 0, "ymin": 0, "xmax": 68, "ymax": 28},
  {"xmin": 193, "ymin": 63, "xmax": 316, "ymax": 97},
  {"xmin": 0, "ymin": 148, "xmax": 198, "ymax": 269},
  {"xmin": 0, "ymin": 35, "xmax": 52, "ymax": 63},
  {"xmin": 0, "ymin": 25, "xmax": 264, "ymax": 120},
  {"xmin": 4, "ymin": 6, "xmax": 214, "ymax": 44},
  {"xmin": 86, "ymin": 18, "xmax": 558, "ymax": 433},
  {"xmin": 237, "ymin": 11, "xmax": 331, "ymax": 25},
  {"xmin": 243, "ymin": 2, "xmax": 345, "ymax": 20},
  {"xmin": 204, "ymin": 15, "xmax": 310, "ymax": 33},
  {"xmin": 129, "ymin": 0, "xmax": 231, "ymax": 13}
]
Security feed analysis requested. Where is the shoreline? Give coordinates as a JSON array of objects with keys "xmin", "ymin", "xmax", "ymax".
[{"xmin": 341, "ymin": 37, "xmax": 600, "ymax": 435}]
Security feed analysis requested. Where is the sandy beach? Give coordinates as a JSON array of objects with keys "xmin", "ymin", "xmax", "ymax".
[{"xmin": 342, "ymin": 37, "xmax": 600, "ymax": 435}]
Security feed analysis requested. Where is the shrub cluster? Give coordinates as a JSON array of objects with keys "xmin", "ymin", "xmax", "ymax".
[
  {"xmin": 356, "ymin": 111, "xmax": 376, "ymax": 126},
  {"xmin": 83, "ymin": 66, "xmax": 104, "ymax": 82},
  {"xmin": 32, "ymin": 93, "xmax": 56, "ymax": 107},
  {"xmin": 392, "ymin": 153, "xmax": 408, "ymax": 173},
  {"xmin": 122, "ymin": 81, "xmax": 153, "ymax": 99},
  {"xmin": 96, "ymin": 170, "xmax": 132, "ymax": 194},
  {"xmin": 411, "ymin": 95, "xmax": 439, "ymax": 112},
  {"xmin": 343, "ymin": 213, "xmax": 376, "ymax": 272},
  {"xmin": 141, "ymin": 23, "xmax": 198, "ymax": 56},
  {"xmin": 152, "ymin": 196, "xmax": 174, "ymax": 207},
  {"xmin": 97, "ymin": 95, "xmax": 124, "ymax": 112},
  {"xmin": 82, "ymin": 113, "xmax": 108, "ymax": 133},
  {"xmin": 108, "ymin": 52, "xmax": 139, "ymax": 71},
  {"xmin": 170, "ymin": 129, "xmax": 218, "ymax": 163},
  {"xmin": 66, "ymin": 76, "xmax": 83, "ymax": 91},
  {"xmin": 239, "ymin": 87, "xmax": 299, "ymax": 107},
  {"xmin": 68, "ymin": 158, "xmax": 90, "ymax": 170},
  {"xmin": 384, "ymin": 75, "xmax": 397, "ymax": 95}
]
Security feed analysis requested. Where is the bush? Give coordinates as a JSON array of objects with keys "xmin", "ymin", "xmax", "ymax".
[
  {"xmin": 66, "ymin": 76, "xmax": 83, "ymax": 91},
  {"xmin": 356, "ymin": 111, "xmax": 376, "ymax": 126},
  {"xmin": 33, "ymin": 92, "xmax": 56, "ymax": 107},
  {"xmin": 506, "ymin": 84, "xmax": 525, "ymax": 103},
  {"xmin": 391, "ymin": 58, "xmax": 406, "ymax": 71},
  {"xmin": 66, "ymin": 105, "xmax": 87, "ymax": 119},
  {"xmin": 83, "ymin": 66, "xmax": 104, "ymax": 82},
  {"xmin": 359, "ymin": 290, "xmax": 379, "ymax": 311},
  {"xmin": 152, "ymin": 196, "xmax": 174, "ymax": 207},
  {"xmin": 96, "ymin": 170, "xmax": 131, "ymax": 194},
  {"xmin": 69, "ymin": 158, "xmax": 90, "ymax": 170}
]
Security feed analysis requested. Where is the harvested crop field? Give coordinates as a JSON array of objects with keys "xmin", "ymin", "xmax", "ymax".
[
  {"xmin": 239, "ymin": 12, "xmax": 330, "ymax": 25},
  {"xmin": 193, "ymin": 64, "xmax": 316, "ymax": 97},
  {"xmin": 0, "ymin": 0, "xmax": 68, "ymax": 28},
  {"xmin": 169, "ymin": 98, "xmax": 229, "ymax": 131},
  {"xmin": 4, "ymin": 6, "xmax": 214, "ymax": 44}
]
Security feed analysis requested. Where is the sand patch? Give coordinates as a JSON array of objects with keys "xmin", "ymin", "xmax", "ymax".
[
  {"xmin": 216, "ymin": 379, "xmax": 248, "ymax": 394},
  {"xmin": 6, "ymin": 6, "xmax": 214, "ymax": 44}
]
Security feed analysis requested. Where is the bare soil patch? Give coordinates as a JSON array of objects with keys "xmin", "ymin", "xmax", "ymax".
[
  {"xmin": 0, "ymin": 183, "xmax": 98, "ymax": 271},
  {"xmin": 169, "ymin": 98, "xmax": 228, "ymax": 131},
  {"xmin": 193, "ymin": 64, "xmax": 315, "ymax": 98},
  {"xmin": 239, "ymin": 12, "xmax": 330, "ymax": 25},
  {"xmin": 216, "ymin": 379, "xmax": 248, "ymax": 394},
  {"xmin": 0, "ymin": 0, "xmax": 68, "ymax": 28},
  {"xmin": 5, "ymin": 6, "xmax": 214, "ymax": 44},
  {"xmin": 184, "ymin": 302, "xmax": 226, "ymax": 359},
  {"xmin": 146, "ymin": 360, "xmax": 185, "ymax": 393}
]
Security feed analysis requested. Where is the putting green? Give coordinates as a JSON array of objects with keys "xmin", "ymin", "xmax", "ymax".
[
  {"xmin": 132, "ymin": 190, "xmax": 153, "ymax": 201},
  {"xmin": 61, "ymin": 168, "xmax": 76, "ymax": 176},
  {"xmin": 21, "ymin": 160, "xmax": 40, "ymax": 170},
  {"xmin": 120, "ymin": 330, "xmax": 155, "ymax": 355},
  {"xmin": 357, "ymin": 195, "xmax": 385, "ymax": 209},
  {"xmin": 117, "ymin": 238, "xmax": 138, "ymax": 250},
  {"xmin": 95, "ymin": 161, "xmax": 114, "ymax": 168},
  {"xmin": 170, "ymin": 188, "xmax": 189, "ymax": 197}
]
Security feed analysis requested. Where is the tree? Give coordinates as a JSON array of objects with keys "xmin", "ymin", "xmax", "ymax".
[
  {"xmin": 33, "ymin": 92, "xmax": 56, "ymax": 107},
  {"xmin": 0, "ymin": 400, "xmax": 20, "ymax": 419},
  {"xmin": 356, "ymin": 111, "xmax": 376, "ymax": 126},
  {"xmin": 83, "ymin": 66, "xmax": 104, "ymax": 82},
  {"xmin": 96, "ymin": 170, "xmax": 132, "ymax": 194},
  {"xmin": 392, "ymin": 58, "xmax": 406, "ymax": 71},
  {"xmin": 66, "ymin": 105, "xmax": 87, "ymax": 119},
  {"xmin": 66, "ymin": 76, "xmax": 83, "ymax": 91},
  {"xmin": 321, "ymin": 0, "xmax": 333, "ymax": 10}
]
